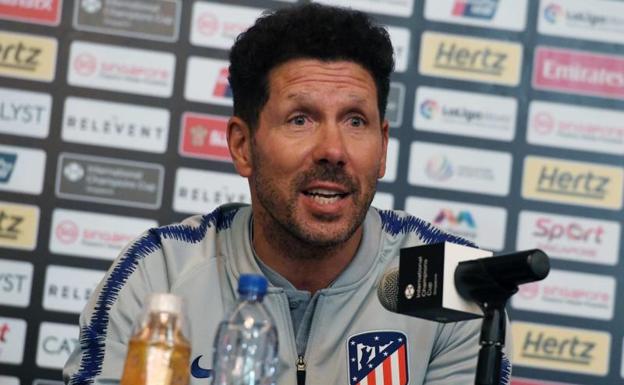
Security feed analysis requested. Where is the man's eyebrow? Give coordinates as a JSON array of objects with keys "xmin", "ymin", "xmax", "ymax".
[{"xmin": 285, "ymin": 92, "xmax": 368, "ymax": 103}]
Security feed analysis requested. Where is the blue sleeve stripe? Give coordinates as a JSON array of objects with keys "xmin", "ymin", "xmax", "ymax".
[
  {"xmin": 377, "ymin": 209, "xmax": 476, "ymax": 247},
  {"xmin": 500, "ymin": 353, "xmax": 512, "ymax": 385},
  {"xmin": 69, "ymin": 207, "xmax": 237, "ymax": 385}
]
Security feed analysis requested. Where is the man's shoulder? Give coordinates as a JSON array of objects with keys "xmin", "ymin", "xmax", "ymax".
[{"xmin": 373, "ymin": 207, "xmax": 476, "ymax": 247}]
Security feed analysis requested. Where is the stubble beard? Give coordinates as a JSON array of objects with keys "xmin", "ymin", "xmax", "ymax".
[{"xmin": 251, "ymin": 148, "xmax": 378, "ymax": 260}]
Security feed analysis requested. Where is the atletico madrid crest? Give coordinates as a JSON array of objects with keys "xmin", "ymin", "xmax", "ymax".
[{"xmin": 347, "ymin": 331, "xmax": 408, "ymax": 385}]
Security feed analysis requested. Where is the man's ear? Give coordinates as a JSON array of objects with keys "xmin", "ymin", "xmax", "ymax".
[
  {"xmin": 377, "ymin": 119, "xmax": 390, "ymax": 179},
  {"xmin": 227, "ymin": 116, "xmax": 253, "ymax": 177}
]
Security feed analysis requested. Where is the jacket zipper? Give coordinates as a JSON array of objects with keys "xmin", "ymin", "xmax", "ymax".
[{"xmin": 296, "ymin": 355, "xmax": 306, "ymax": 385}]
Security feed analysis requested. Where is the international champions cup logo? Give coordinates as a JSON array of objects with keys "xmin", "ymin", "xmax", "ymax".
[
  {"xmin": 419, "ymin": 99, "xmax": 439, "ymax": 120},
  {"xmin": 544, "ymin": 3, "xmax": 564, "ymax": 24}
]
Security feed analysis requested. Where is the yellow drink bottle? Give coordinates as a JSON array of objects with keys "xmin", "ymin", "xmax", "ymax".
[{"xmin": 120, "ymin": 293, "xmax": 191, "ymax": 385}]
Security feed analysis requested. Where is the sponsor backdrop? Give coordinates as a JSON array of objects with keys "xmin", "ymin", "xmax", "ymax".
[{"xmin": 0, "ymin": 0, "xmax": 623, "ymax": 384}]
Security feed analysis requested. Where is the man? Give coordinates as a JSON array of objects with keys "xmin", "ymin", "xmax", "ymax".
[{"xmin": 64, "ymin": 4, "xmax": 506, "ymax": 385}]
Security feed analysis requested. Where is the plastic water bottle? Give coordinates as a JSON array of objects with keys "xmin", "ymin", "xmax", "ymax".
[
  {"xmin": 120, "ymin": 293, "xmax": 191, "ymax": 385},
  {"xmin": 211, "ymin": 274, "xmax": 279, "ymax": 385}
]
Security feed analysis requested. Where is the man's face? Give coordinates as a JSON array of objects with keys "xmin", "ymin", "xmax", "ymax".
[{"xmin": 237, "ymin": 59, "xmax": 388, "ymax": 248}]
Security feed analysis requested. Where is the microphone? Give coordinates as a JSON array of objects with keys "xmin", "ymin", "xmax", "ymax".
[{"xmin": 377, "ymin": 242, "xmax": 549, "ymax": 322}]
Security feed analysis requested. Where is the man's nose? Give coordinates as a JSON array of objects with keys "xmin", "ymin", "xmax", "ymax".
[{"xmin": 313, "ymin": 122, "xmax": 347, "ymax": 166}]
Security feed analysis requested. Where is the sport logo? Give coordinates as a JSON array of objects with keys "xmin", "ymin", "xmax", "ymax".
[
  {"xmin": 544, "ymin": 3, "xmax": 564, "ymax": 23},
  {"xmin": 347, "ymin": 331, "xmax": 408, "ymax": 385},
  {"xmin": 0, "ymin": 153, "xmax": 16, "ymax": 183},
  {"xmin": 419, "ymin": 100, "xmax": 438, "ymax": 119},
  {"xmin": 452, "ymin": 0, "xmax": 499, "ymax": 20},
  {"xmin": 516, "ymin": 210, "xmax": 619, "ymax": 266}
]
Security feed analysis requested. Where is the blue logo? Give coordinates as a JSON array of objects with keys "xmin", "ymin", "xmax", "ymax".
[
  {"xmin": 191, "ymin": 355, "xmax": 213, "ymax": 378},
  {"xmin": 0, "ymin": 152, "xmax": 17, "ymax": 183},
  {"xmin": 452, "ymin": 0, "xmax": 499, "ymax": 20}
]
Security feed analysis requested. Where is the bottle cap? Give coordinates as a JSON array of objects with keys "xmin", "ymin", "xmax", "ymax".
[
  {"xmin": 147, "ymin": 293, "xmax": 183, "ymax": 315},
  {"xmin": 238, "ymin": 274, "xmax": 268, "ymax": 297}
]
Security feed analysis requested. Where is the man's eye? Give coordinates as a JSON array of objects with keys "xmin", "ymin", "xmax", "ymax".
[
  {"xmin": 349, "ymin": 117, "xmax": 365, "ymax": 127},
  {"xmin": 290, "ymin": 115, "xmax": 307, "ymax": 125}
]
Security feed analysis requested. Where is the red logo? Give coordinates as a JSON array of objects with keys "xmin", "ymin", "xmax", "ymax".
[
  {"xmin": 518, "ymin": 282, "xmax": 540, "ymax": 300},
  {"xmin": 0, "ymin": 323, "xmax": 9, "ymax": 342},
  {"xmin": 0, "ymin": 0, "xmax": 62, "ymax": 26},
  {"xmin": 532, "ymin": 111, "xmax": 555, "ymax": 135},
  {"xmin": 73, "ymin": 53, "xmax": 98, "ymax": 76},
  {"xmin": 179, "ymin": 112, "xmax": 231, "ymax": 162},
  {"xmin": 197, "ymin": 12, "xmax": 219, "ymax": 36},
  {"xmin": 56, "ymin": 220, "xmax": 79, "ymax": 244},
  {"xmin": 533, "ymin": 46, "xmax": 624, "ymax": 100}
]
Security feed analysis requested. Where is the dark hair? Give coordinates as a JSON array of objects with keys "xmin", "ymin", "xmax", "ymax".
[{"xmin": 228, "ymin": 3, "xmax": 395, "ymax": 129}]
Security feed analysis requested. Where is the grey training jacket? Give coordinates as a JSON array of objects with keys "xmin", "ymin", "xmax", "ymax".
[{"xmin": 63, "ymin": 205, "xmax": 511, "ymax": 385}]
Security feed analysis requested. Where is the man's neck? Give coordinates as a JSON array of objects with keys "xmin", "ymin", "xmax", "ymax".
[{"xmin": 252, "ymin": 218, "xmax": 363, "ymax": 294}]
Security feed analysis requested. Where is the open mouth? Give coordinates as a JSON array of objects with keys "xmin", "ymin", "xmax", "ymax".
[{"xmin": 302, "ymin": 188, "xmax": 349, "ymax": 205}]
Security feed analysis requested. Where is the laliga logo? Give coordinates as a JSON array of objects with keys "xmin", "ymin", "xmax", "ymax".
[
  {"xmin": 419, "ymin": 99, "xmax": 438, "ymax": 120},
  {"xmin": 544, "ymin": 3, "xmax": 564, "ymax": 24},
  {"xmin": 426, "ymin": 155, "xmax": 453, "ymax": 181}
]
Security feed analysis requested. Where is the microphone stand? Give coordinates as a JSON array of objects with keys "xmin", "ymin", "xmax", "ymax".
[
  {"xmin": 475, "ymin": 299, "xmax": 509, "ymax": 385},
  {"xmin": 455, "ymin": 261, "xmax": 520, "ymax": 385}
]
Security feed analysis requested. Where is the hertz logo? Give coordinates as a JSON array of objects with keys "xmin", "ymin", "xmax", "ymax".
[
  {"xmin": 0, "ymin": 201, "xmax": 39, "ymax": 250},
  {"xmin": 512, "ymin": 321, "xmax": 610, "ymax": 375},
  {"xmin": 523, "ymin": 156, "xmax": 623, "ymax": 210},
  {"xmin": 0, "ymin": 30, "xmax": 56, "ymax": 82},
  {"xmin": 419, "ymin": 31, "xmax": 522, "ymax": 86}
]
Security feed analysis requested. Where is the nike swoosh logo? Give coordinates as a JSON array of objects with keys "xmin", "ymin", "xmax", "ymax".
[{"xmin": 191, "ymin": 355, "xmax": 213, "ymax": 378}]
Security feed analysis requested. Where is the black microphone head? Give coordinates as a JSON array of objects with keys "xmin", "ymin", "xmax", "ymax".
[
  {"xmin": 526, "ymin": 249, "xmax": 550, "ymax": 282},
  {"xmin": 377, "ymin": 267, "xmax": 399, "ymax": 312}
]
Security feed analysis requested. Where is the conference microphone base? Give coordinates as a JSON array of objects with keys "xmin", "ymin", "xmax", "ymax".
[{"xmin": 475, "ymin": 303, "xmax": 508, "ymax": 385}]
